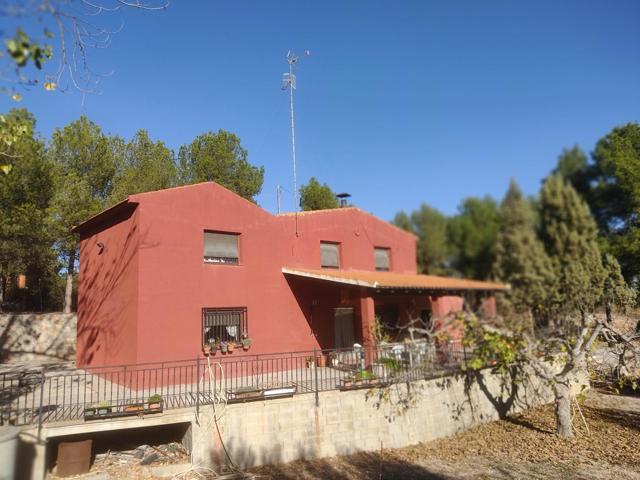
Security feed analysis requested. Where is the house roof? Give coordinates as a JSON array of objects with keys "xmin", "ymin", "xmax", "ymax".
[
  {"xmin": 71, "ymin": 199, "xmax": 138, "ymax": 234},
  {"xmin": 277, "ymin": 207, "xmax": 418, "ymax": 239},
  {"xmin": 282, "ymin": 267, "xmax": 509, "ymax": 292}
]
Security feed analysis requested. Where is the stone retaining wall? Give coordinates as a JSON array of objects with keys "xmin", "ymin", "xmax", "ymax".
[
  {"xmin": 0, "ymin": 313, "xmax": 76, "ymax": 364},
  {"xmin": 208, "ymin": 365, "xmax": 580, "ymax": 468}
]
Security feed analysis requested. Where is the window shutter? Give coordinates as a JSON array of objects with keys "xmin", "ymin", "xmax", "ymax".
[
  {"xmin": 204, "ymin": 232, "xmax": 239, "ymax": 260},
  {"xmin": 321, "ymin": 242, "xmax": 340, "ymax": 268},
  {"xmin": 374, "ymin": 248, "xmax": 390, "ymax": 271}
]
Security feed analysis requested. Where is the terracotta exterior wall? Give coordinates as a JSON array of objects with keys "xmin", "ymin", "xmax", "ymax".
[
  {"xmin": 77, "ymin": 204, "xmax": 139, "ymax": 366},
  {"xmin": 76, "ymin": 182, "xmax": 494, "ymax": 367}
]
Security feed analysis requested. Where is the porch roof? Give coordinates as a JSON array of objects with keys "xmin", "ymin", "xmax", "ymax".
[{"xmin": 282, "ymin": 267, "xmax": 509, "ymax": 292}]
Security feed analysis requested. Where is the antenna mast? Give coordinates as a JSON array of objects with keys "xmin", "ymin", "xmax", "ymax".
[{"xmin": 282, "ymin": 50, "xmax": 310, "ymax": 211}]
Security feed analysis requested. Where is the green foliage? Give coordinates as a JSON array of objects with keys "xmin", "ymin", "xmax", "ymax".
[
  {"xmin": 147, "ymin": 394, "xmax": 162, "ymax": 403},
  {"xmin": 299, "ymin": 177, "xmax": 339, "ymax": 211},
  {"xmin": 601, "ymin": 253, "xmax": 635, "ymax": 314},
  {"xmin": 0, "ymin": 112, "xmax": 30, "ymax": 159},
  {"xmin": 447, "ymin": 196, "xmax": 499, "ymax": 280},
  {"xmin": 5, "ymin": 28, "xmax": 52, "ymax": 69},
  {"xmin": 0, "ymin": 109, "xmax": 56, "ymax": 309},
  {"xmin": 355, "ymin": 369, "xmax": 375, "ymax": 381},
  {"xmin": 178, "ymin": 130, "xmax": 264, "ymax": 201},
  {"xmin": 379, "ymin": 356, "xmax": 401, "ymax": 373},
  {"xmin": 48, "ymin": 116, "xmax": 117, "ymax": 257},
  {"xmin": 392, "ymin": 204, "xmax": 449, "ymax": 274},
  {"xmin": 589, "ymin": 124, "xmax": 640, "ymax": 283},
  {"xmin": 552, "ymin": 145, "xmax": 591, "ymax": 196},
  {"xmin": 540, "ymin": 175, "xmax": 606, "ymax": 316},
  {"xmin": 463, "ymin": 315, "xmax": 524, "ymax": 374},
  {"xmin": 492, "ymin": 180, "xmax": 554, "ymax": 316},
  {"xmin": 109, "ymin": 130, "xmax": 177, "ymax": 204}
]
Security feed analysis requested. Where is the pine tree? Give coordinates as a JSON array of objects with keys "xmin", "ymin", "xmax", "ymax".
[
  {"xmin": 492, "ymin": 179, "xmax": 554, "ymax": 317},
  {"xmin": 539, "ymin": 174, "xmax": 606, "ymax": 317},
  {"xmin": 601, "ymin": 253, "xmax": 635, "ymax": 323}
]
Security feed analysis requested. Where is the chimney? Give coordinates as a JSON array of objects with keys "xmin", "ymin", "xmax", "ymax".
[{"xmin": 336, "ymin": 192, "xmax": 351, "ymax": 208}]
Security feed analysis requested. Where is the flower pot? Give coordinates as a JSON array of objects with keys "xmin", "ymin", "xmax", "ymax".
[
  {"xmin": 306, "ymin": 361, "xmax": 315, "ymax": 369},
  {"xmin": 149, "ymin": 402, "xmax": 162, "ymax": 410},
  {"xmin": 83, "ymin": 408, "xmax": 96, "ymax": 418},
  {"xmin": 342, "ymin": 380, "xmax": 353, "ymax": 388},
  {"xmin": 228, "ymin": 343, "xmax": 235, "ymax": 353},
  {"xmin": 243, "ymin": 344, "xmax": 250, "ymax": 351},
  {"xmin": 203, "ymin": 346, "xmax": 211, "ymax": 356},
  {"xmin": 316, "ymin": 355, "xmax": 327, "ymax": 368},
  {"xmin": 97, "ymin": 407, "xmax": 111, "ymax": 416},
  {"xmin": 220, "ymin": 344, "xmax": 228, "ymax": 353},
  {"xmin": 124, "ymin": 404, "xmax": 144, "ymax": 413}
]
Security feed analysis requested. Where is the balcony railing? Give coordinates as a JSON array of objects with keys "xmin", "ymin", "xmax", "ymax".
[{"xmin": 0, "ymin": 341, "xmax": 469, "ymax": 429}]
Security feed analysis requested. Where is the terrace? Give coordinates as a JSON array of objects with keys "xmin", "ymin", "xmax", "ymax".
[{"xmin": 0, "ymin": 341, "xmax": 469, "ymax": 430}]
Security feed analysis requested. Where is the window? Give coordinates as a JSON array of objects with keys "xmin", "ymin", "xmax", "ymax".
[
  {"xmin": 202, "ymin": 307, "xmax": 247, "ymax": 344},
  {"xmin": 374, "ymin": 247, "xmax": 390, "ymax": 271},
  {"xmin": 204, "ymin": 231, "xmax": 239, "ymax": 264},
  {"xmin": 320, "ymin": 242, "xmax": 340, "ymax": 268}
]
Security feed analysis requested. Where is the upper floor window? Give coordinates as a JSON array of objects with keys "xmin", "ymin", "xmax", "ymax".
[
  {"xmin": 204, "ymin": 231, "xmax": 239, "ymax": 264},
  {"xmin": 374, "ymin": 247, "xmax": 390, "ymax": 271},
  {"xmin": 320, "ymin": 242, "xmax": 341, "ymax": 269}
]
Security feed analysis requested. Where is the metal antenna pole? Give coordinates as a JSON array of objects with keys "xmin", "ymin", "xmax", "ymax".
[
  {"xmin": 282, "ymin": 50, "xmax": 309, "ymax": 212},
  {"xmin": 288, "ymin": 59, "xmax": 298, "ymax": 211},
  {"xmin": 276, "ymin": 183, "xmax": 281, "ymax": 214}
]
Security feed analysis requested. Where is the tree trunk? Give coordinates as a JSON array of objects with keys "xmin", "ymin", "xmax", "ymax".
[
  {"xmin": 605, "ymin": 302, "xmax": 612, "ymax": 324},
  {"xmin": 555, "ymin": 382, "xmax": 574, "ymax": 438},
  {"xmin": 63, "ymin": 250, "xmax": 76, "ymax": 314},
  {"xmin": 0, "ymin": 274, "xmax": 5, "ymax": 313}
]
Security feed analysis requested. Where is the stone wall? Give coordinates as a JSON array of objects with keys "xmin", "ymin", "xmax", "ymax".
[
  {"xmin": 207, "ymin": 366, "xmax": 576, "ymax": 468},
  {"xmin": 0, "ymin": 313, "xmax": 76, "ymax": 364}
]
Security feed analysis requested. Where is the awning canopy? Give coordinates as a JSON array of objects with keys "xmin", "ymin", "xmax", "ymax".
[{"xmin": 282, "ymin": 267, "xmax": 508, "ymax": 293}]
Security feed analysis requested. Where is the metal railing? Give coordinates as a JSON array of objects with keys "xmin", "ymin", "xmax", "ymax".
[{"xmin": 0, "ymin": 341, "xmax": 468, "ymax": 428}]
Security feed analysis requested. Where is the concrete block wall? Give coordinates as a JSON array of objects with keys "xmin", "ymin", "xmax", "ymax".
[
  {"xmin": 0, "ymin": 313, "xmax": 76, "ymax": 364},
  {"xmin": 203, "ymin": 366, "xmax": 569, "ymax": 469}
]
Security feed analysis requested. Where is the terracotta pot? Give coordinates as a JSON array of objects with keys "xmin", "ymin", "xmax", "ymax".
[
  {"xmin": 342, "ymin": 380, "xmax": 353, "ymax": 388},
  {"xmin": 149, "ymin": 402, "xmax": 162, "ymax": 410},
  {"xmin": 203, "ymin": 345, "xmax": 211, "ymax": 356},
  {"xmin": 228, "ymin": 343, "xmax": 235, "ymax": 353},
  {"xmin": 316, "ymin": 355, "xmax": 327, "ymax": 368}
]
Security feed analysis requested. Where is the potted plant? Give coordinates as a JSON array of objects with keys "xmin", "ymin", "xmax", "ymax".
[
  {"xmin": 241, "ymin": 337, "xmax": 252, "ymax": 351},
  {"xmin": 148, "ymin": 394, "xmax": 163, "ymax": 410},
  {"xmin": 341, "ymin": 375, "xmax": 353, "ymax": 388},
  {"xmin": 83, "ymin": 405, "xmax": 96, "ymax": 418},
  {"xmin": 220, "ymin": 341, "xmax": 228, "ymax": 353},
  {"xmin": 203, "ymin": 343, "xmax": 211, "ymax": 355},
  {"xmin": 306, "ymin": 356, "xmax": 315, "ymax": 369},
  {"xmin": 227, "ymin": 341, "xmax": 235, "ymax": 353},
  {"xmin": 316, "ymin": 354, "xmax": 327, "ymax": 368},
  {"xmin": 124, "ymin": 402, "xmax": 144, "ymax": 413}
]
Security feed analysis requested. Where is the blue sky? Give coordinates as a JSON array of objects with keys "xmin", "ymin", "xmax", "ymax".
[{"xmin": 4, "ymin": 1, "xmax": 640, "ymax": 218}]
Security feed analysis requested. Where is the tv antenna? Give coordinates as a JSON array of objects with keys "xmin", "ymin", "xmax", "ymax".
[{"xmin": 282, "ymin": 49, "xmax": 310, "ymax": 211}]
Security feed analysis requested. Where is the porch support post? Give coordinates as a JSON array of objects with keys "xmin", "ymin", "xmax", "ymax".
[{"xmin": 359, "ymin": 293, "xmax": 376, "ymax": 366}]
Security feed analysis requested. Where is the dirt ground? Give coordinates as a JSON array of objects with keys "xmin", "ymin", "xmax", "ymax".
[{"xmin": 251, "ymin": 389, "xmax": 640, "ymax": 480}]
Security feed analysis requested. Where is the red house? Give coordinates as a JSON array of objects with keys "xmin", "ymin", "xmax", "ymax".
[{"xmin": 73, "ymin": 182, "xmax": 506, "ymax": 367}]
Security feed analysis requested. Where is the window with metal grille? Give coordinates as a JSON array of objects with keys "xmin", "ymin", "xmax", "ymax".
[
  {"xmin": 204, "ymin": 231, "xmax": 239, "ymax": 264},
  {"xmin": 320, "ymin": 242, "xmax": 340, "ymax": 268},
  {"xmin": 202, "ymin": 307, "xmax": 247, "ymax": 344},
  {"xmin": 374, "ymin": 247, "xmax": 390, "ymax": 271}
]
